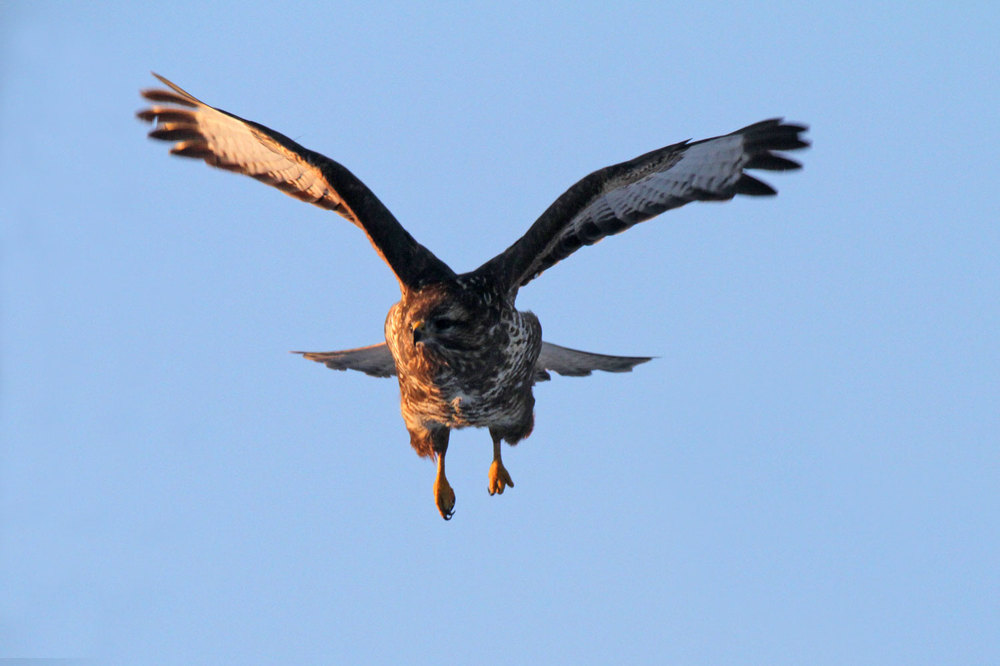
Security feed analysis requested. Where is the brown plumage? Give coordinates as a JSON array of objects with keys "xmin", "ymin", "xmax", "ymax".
[{"xmin": 137, "ymin": 74, "xmax": 808, "ymax": 520}]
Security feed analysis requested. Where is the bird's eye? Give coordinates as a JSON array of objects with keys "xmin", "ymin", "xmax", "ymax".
[{"xmin": 433, "ymin": 317, "xmax": 457, "ymax": 331}]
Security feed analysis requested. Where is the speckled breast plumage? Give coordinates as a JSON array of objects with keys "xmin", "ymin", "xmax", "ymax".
[{"xmin": 385, "ymin": 290, "xmax": 541, "ymax": 436}]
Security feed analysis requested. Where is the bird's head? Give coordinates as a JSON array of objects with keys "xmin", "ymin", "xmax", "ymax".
[{"xmin": 404, "ymin": 281, "xmax": 502, "ymax": 356}]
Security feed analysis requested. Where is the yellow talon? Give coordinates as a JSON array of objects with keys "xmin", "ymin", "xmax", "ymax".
[
  {"xmin": 488, "ymin": 459, "xmax": 515, "ymax": 496},
  {"xmin": 434, "ymin": 472, "xmax": 456, "ymax": 520}
]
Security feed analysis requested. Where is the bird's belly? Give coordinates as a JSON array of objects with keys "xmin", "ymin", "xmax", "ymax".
[
  {"xmin": 399, "ymin": 370, "xmax": 533, "ymax": 431},
  {"xmin": 408, "ymin": 386, "xmax": 528, "ymax": 429}
]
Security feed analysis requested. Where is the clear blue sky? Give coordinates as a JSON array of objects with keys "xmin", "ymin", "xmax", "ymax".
[{"xmin": 2, "ymin": 2, "xmax": 998, "ymax": 663}]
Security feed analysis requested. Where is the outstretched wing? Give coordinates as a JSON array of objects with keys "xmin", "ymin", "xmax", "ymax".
[
  {"xmin": 533, "ymin": 341, "xmax": 651, "ymax": 383},
  {"xmin": 295, "ymin": 340, "xmax": 650, "ymax": 383},
  {"xmin": 295, "ymin": 344, "xmax": 397, "ymax": 378},
  {"xmin": 137, "ymin": 74, "xmax": 453, "ymax": 290},
  {"xmin": 475, "ymin": 119, "xmax": 808, "ymax": 293}
]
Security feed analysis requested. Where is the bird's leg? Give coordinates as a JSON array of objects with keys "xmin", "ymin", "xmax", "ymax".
[
  {"xmin": 431, "ymin": 428, "xmax": 455, "ymax": 520},
  {"xmin": 487, "ymin": 428, "xmax": 515, "ymax": 496}
]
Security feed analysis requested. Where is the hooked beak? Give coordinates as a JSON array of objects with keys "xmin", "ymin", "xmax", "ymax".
[{"xmin": 412, "ymin": 320, "xmax": 426, "ymax": 346}]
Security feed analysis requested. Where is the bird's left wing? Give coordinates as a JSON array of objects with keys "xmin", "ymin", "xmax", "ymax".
[
  {"xmin": 295, "ymin": 344, "xmax": 397, "ymax": 378},
  {"xmin": 137, "ymin": 74, "xmax": 453, "ymax": 289},
  {"xmin": 533, "ymin": 341, "xmax": 652, "ymax": 383},
  {"xmin": 475, "ymin": 119, "xmax": 808, "ymax": 293}
]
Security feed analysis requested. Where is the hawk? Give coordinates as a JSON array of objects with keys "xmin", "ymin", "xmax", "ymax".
[{"xmin": 137, "ymin": 74, "xmax": 808, "ymax": 520}]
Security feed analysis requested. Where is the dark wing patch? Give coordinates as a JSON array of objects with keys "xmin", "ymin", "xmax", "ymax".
[
  {"xmin": 294, "ymin": 343, "xmax": 397, "ymax": 378},
  {"xmin": 476, "ymin": 119, "xmax": 808, "ymax": 292},
  {"xmin": 137, "ymin": 74, "xmax": 453, "ymax": 289},
  {"xmin": 533, "ymin": 341, "xmax": 652, "ymax": 383}
]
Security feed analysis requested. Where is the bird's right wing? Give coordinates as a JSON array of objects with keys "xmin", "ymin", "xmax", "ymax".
[
  {"xmin": 533, "ymin": 341, "xmax": 652, "ymax": 383},
  {"xmin": 137, "ymin": 74, "xmax": 453, "ymax": 289},
  {"xmin": 295, "ymin": 343, "xmax": 397, "ymax": 378}
]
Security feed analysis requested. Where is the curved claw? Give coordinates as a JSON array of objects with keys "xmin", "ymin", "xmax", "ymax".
[
  {"xmin": 434, "ymin": 475, "xmax": 456, "ymax": 520},
  {"xmin": 488, "ymin": 460, "xmax": 515, "ymax": 496}
]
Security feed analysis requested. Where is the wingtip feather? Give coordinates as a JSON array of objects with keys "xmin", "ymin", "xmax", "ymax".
[
  {"xmin": 734, "ymin": 174, "xmax": 778, "ymax": 196},
  {"xmin": 140, "ymin": 88, "xmax": 197, "ymax": 107},
  {"xmin": 744, "ymin": 152, "xmax": 802, "ymax": 171},
  {"xmin": 169, "ymin": 141, "xmax": 214, "ymax": 159},
  {"xmin": 148, "ymin": 126, "xmax": 203, "ymax": 142},
  {"xmin": 136, "ymin": 108, "xmax": 195, "ymax": 124}
]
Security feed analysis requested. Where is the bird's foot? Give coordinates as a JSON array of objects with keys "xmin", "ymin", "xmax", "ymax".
[
  {"xmin": 488, "ymin": 459, "xmax": 515, "ymax": 496},
  {"xmin": 434, "ymin": 473, "xmax": 456, "ymax": 520}
]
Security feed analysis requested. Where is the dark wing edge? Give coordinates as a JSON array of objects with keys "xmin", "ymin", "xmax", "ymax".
[
  {"xmin": 293, "ymin": 343, "xmax": 397, "ymax": 378},
  {"xmin": 137, "ymin": 73, "xmax": 453, "ymax": 289},
  {"xmin": 476, "ymin": 118, "xmax": 809, "ymax": 293},
  {"xmin": 533, "ymin": 341, "xmax": 652, "ymax": 383}
]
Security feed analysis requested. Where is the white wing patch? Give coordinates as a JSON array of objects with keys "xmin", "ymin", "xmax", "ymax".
[
  {"xmin": 652, "ymin": 134, "xmax": 745, "ymax": 196},
  {"xmin": 139, "ymin": 75, "xmax": 357, "ymax": 222},
  {"xmin": 579, "ymin": 133, "xmax": 747, "ymax": 229}
]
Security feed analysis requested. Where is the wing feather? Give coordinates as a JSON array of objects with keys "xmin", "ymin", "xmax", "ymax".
[
  {"xmin": 294, "ymin": 343, "xmax": 397, "ymax": 378},
  {"xmin": 475, "ymin": 119, "xmax": 808, "ymax": 292},
  {"xmin": 533, "ymin": 341, "xmax": 652, "ymax": 383},
  {"xmin": 137, "ymin": 74, "xmax": 453, "ymax": 289},
  {"xmin": 294, "ymin": 340, "xmax": 650, "ymax": 383}
]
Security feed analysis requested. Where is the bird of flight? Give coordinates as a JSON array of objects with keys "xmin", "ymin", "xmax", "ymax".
[{"xmin": 137, "ymin": 74, "xmax": 808, "ymax": 520}]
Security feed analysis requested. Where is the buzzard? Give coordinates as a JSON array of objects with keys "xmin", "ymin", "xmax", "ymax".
[{"xmin": 137, "ymin": 74, "xmax": 808, "ymax": 520}]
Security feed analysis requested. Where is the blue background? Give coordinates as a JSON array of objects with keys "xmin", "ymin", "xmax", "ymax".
[{"xmin": 2, "ymin": 2, "xmax": 997, "ymax": 663}]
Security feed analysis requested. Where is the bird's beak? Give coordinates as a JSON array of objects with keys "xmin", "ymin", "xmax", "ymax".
[{"xmin": 412, "ymin": 321, "xmax": 426, "ymax": 345}]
